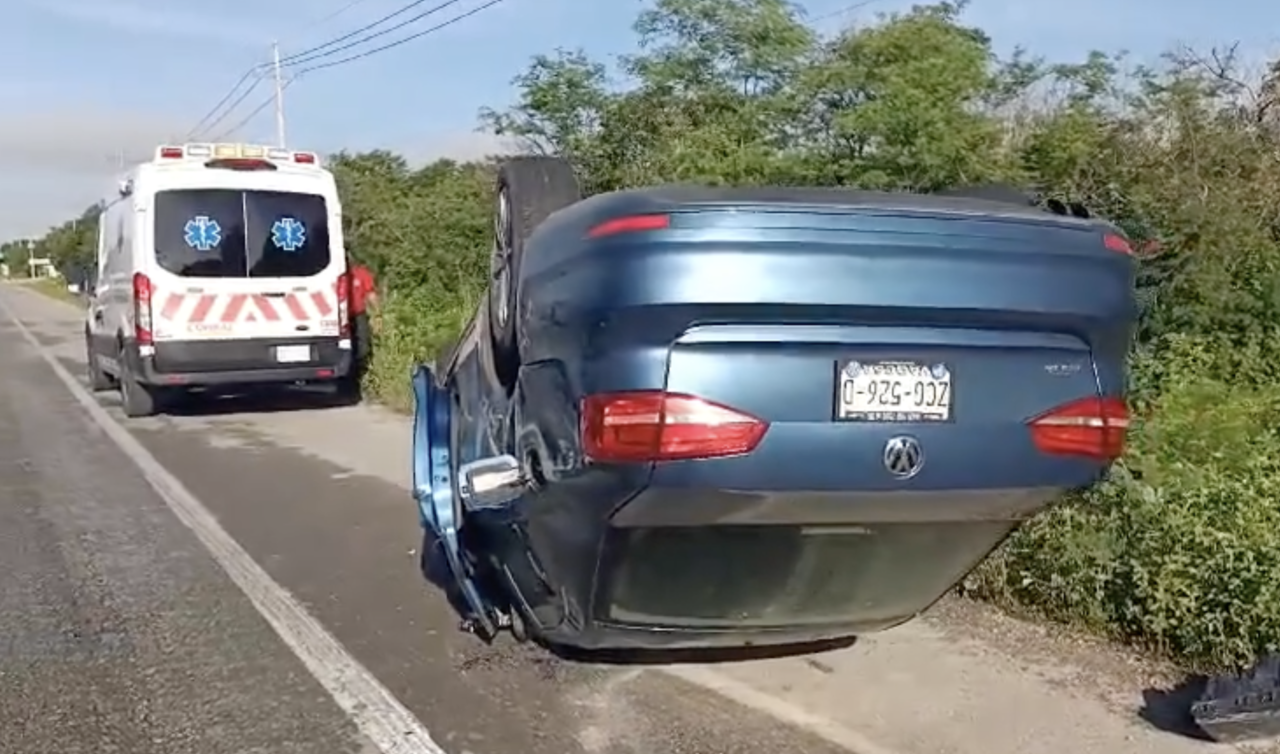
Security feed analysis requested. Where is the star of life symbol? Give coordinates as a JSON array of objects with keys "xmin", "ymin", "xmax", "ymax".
[
  {"xmin": 271, "ymin": 217, "xmax": 307, "ymax": 252},
  {"xmin": 183, "ymin": 216, "xmax": 222, "ymax": 251}
]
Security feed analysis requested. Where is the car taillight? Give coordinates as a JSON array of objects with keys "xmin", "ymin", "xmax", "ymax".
[
  {"xmin": 1103, "ymin": 233, "xmax": 1132, "ymax": 255},
  {"xmin": 335, "ymin": 272, "xmax": 351, "ymax": 337},
  {"xmin": 1027, "ymin": 396, "xmax": 1128, "ymax": 461},
  {"xmin": 586, "ymin": 214, "xmax": 670, "ymax": 239},
  {"xmin": 132, "ymin": 272, "xmax": 153, "ymax": 345},
  {"xmin": 580, "ymin": 391, "xmax": 768, "ymax": 463}
]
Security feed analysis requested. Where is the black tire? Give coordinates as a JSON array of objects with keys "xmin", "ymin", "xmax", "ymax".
[
  {"xmin": 85, "ymin": 331, "xmax": 114, "ymax": 393},
  {"xmin": 118, "ymin": 348, "xmax": 158, "ymax": 418},
  {"xmin": 334, "ymin": 373, "xmax": 362, "ymax": 405},
  {"xmin": 333, "ymin": 312, "xmax": 370, "ymax": 406},
  {"xmin": 488, "ymin": 156, "xmax": 581, "ymax": 390}
]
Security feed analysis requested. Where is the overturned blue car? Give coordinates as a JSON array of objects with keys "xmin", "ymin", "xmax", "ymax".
[{"xmin": 412, "ymin": 158, "xmax": 1137, "ymax": 654}]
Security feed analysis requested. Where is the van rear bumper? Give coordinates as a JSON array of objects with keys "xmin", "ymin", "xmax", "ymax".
[{"xmin": 109, "ymin": 336, "xmax": 351, "ymax": 386}]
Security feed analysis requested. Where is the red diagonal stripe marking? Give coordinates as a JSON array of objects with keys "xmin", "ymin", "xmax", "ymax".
[
  {"xmin": 310, "ymin": 291, "xmax": 333, "ymax": 317},
  {"xmin": 220, "ymin": 294, "xmax": 246, "ymax": 323},
  {"xmin": 252, "ymin": 295, "xmax": 280, "ymax": 321},
  {"xmin": 190, "ymin": 294, "xmax": 217, "ymax": 324},
  {"xmin": 284, "ymin": 293, "xmax": 308, "ymax": 321},
  {"xmin": 159, "ymin": 293, "xmax": 183, "ymax": 321}
]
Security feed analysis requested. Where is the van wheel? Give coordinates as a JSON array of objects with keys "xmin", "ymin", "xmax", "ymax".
[
  {"xmin": 85, "ymin": 333, "xmax": 115, "ymax": 392},
  {"xmin": 334, "ymin": 373, "xmax": 362, "ymax": 405},
  {"xmin": 118, "ymin": 358, "xmax": 158, "ymax": 418},
  {"xmin": 488, "ymin": 157, "xmax": 581, "ymax": 390}
]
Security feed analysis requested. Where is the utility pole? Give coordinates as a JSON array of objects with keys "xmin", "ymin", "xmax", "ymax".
[{"xmin": 272, "ymin": 40, "xmax": 287, "ymax": 148}]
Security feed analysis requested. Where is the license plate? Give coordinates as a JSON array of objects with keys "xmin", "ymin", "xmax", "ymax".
[
  {"xmin": 837, "ymin": 360, "xmax": 952, "ymax": 422},
  {"xmin": 275, "ymin": 345, "xmax": 312, "ymax": 363}
]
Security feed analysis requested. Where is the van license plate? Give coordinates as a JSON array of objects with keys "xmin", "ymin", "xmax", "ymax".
[
  {"xmin": 837, "ymin": 360, "xmax": 951, "ymax": 422},
  {"xmin": 275, "ymin": 345, "xmax": 312, "ymax": 363}
]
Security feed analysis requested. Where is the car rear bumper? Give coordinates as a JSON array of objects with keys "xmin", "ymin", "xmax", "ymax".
[
  {"xmin": 609, "ymin": 486, "xmax": 1057, "ymax": 527},
  {"xmin": 117, "ymin": 336, "xmax": 351, "ymax": 386},
  {"xmin": 504, "ymin": 481, "xmax": 1066, "ymax": 653}
]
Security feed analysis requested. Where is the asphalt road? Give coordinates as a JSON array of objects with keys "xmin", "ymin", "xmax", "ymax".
[
  {"xmin": 0, "ymin": 281, "xmax": 1230, "ymax": 754},
  {"xmin": 0, "ymin": 317, "xmax": 376, "ymax": 754},
  {"xmin": 0, "ymin": 288, "xmax": 856, "ymax": 754}
]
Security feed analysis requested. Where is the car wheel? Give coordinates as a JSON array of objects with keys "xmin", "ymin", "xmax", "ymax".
[{"xmin": 488, "ymin": 156, "xmax": 581, "ymax": 391}]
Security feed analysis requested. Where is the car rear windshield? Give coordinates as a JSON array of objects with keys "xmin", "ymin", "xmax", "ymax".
[{"xmin": 154, "ymin": 189, "xmax": 330, "ymax": 278}]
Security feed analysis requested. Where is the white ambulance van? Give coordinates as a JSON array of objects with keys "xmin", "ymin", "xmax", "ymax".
[{"xmin": 85, "ymin": 143, "xmax": 354, "ymax": 417}]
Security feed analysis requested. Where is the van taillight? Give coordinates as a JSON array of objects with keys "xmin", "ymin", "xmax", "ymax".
[
  {"xmin": 132, "ymin": 272, "xmax": 153, "ymax": 345},
  {"xmin": 1027, "ymin": 396, "xmax": 1129, "ymax": 461},
  {"xmin": 580, "ymin": 391, "xmax": 768, "ymax": 463},
  {"xmin": 335, "ymin": 272, "xmax": 351, "ymax": 337}
]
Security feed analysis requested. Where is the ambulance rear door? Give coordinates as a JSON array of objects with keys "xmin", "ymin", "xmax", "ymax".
[{"xmin": 143, "ymin": 155, "xmax": 345, "ymax": 347}]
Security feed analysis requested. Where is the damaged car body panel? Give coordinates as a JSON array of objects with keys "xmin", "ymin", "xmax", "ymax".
[{"xmin": 412, "ymin": 165, "xmax": 1138, "ymax": 654}]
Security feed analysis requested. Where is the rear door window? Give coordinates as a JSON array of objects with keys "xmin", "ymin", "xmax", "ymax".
[
  {"xmin": 153, "ymin": 189, "xmax": 329, "ymax": 278},
  {"xmin": 245, "ymin": 191, "xmax": 330, "ymax": 278},
  {"xmin": 154, "ymin": 189, "xmax": 247, "ymax": 277}
]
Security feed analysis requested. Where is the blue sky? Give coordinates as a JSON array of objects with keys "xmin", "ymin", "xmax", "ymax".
[{"xmin": 2, "ymin": 0, "xmax": 1277, "ymax": 239}]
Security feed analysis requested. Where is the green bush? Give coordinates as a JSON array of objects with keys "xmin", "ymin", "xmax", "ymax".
[
  {"xmin": 970, "ymin": 339, "xmax": 1280, "ymax": 667},
  {"xmin": 22, "ymin": 0, "xmax": 1280, "ymax": 669}
]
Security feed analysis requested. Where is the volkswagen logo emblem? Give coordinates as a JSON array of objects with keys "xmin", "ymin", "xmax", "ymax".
[{"xmin": 883, "ymin": 436, "xmax": 924, "ymax": 479}]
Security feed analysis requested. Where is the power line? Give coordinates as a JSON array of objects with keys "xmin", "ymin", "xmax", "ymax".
[
  {"xmin": 298, "ymin": 0, "xmax": 376, "ymax": 32},
  {"xmin": 293, "ymin": 0, "xmax": 509, "ymax": 75},
  {"xmin": 189, "ymin": 0, "xmax": 512, "ymax": 143},
  {"xmin": 278, "ymin": 0, "xmax": 467, "ymax": 71},
  {"xmin": 210, "ymin": 78, "xmax": 297, "ymax": 143},
  {"xmin": 190, "ymin": 72, "xmax": 268, "ymax": 140},
  {"xmin": 185, "ymin": 67, "xmax": 267, "ymax": 139},
  {"xmin": 184, "ymin": 0, "xmax": 453, "ymax": 139},
  {"xmin": 275, "ymin": 0, "xmax": 453, "ymax": 67},
  {"xmin": 810, "ymin": 0, "xmax": 885, "ymax": 28}
]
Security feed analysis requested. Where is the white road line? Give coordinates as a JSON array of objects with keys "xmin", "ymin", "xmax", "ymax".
[
  {"xmin": 14, "ymin": 285, "xmax": 901, "ymax": 754},
  {"xmin": 0, "ymin": 295, "xmax": 447, "ymax": 754}
]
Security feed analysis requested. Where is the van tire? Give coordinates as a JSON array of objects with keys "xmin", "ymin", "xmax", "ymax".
[
  {"xmin": 118, "ymin": 354, "xmax": 158, "ymax": 418},
  {"xmin": 488, "ymin": 157, "xmax": 581, "ymax": 390},
  {"xmin": 335, "ymin": 373, "xmax": 362, "ymax": 405},
  {"xmin": 85, "ymin": 333, "xmax": 114, "ymax": 392}
]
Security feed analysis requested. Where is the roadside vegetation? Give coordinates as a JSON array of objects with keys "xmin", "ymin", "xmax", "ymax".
[
  {"xmin": 11, "ymin": 0, "xmax": 1280, "ymax": 670},
  {"xmin": 28, "ymin": 277, "xmax": 81, "ymax": 305}
]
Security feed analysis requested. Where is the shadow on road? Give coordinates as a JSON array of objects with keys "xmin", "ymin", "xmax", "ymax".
[
  {"xmin": 1139, "ymin": 675, "xmax": 1212, "ymax": 741},
  {"xmin": 162, "ymin": 385, "xmax": 359, "ymax": 417},
  {"xmin": 52, "ymin": 352, "xmax": 360, "ymax": 418}
]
